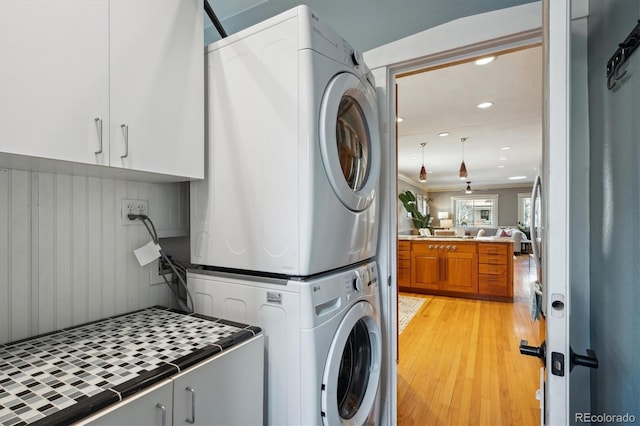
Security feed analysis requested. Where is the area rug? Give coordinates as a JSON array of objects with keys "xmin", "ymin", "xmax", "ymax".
[{"xmin": 398, "ymin": 295, "xmax": 427, "ymax": 334}]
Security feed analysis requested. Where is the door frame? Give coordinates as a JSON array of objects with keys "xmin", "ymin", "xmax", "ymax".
[{"xmin": 364, "ymin": 3, "xmax": 544, "ymax": 424}]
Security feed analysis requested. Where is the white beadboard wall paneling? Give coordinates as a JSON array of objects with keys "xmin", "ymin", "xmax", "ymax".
[
  {"xmin": 113, "ymin": 179, "xmax": 129, "ymax": 315},
  {"xmin": 0, "ymin": 169, "xmax": 182, "ymax": 345},
  {"xmin": 55, "ymin": 174, "xmax": 73, "ymax": 330},
  {"xmin": 71, "ymin": 175, "xmax": 89, "ymax": 325},
  {"xmin": 0, "ymin": 169, "xmax": 10, "ymax": 342},
  {"xmin": 87, "ymin": 177, "xmax": 103, "ymax": 322},
  {"xmin": 101, "ymin": 178, "xmax": 117, "ymax": 318},
  {"xmin": 10, "ymin": 170, "xmax": 31, "ymax": 341},
  {"xmin": 37, "ymin": 173, "xmax": 56, "ymax": 334}
]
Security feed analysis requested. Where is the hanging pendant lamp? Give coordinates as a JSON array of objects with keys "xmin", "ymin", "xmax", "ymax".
[
  {"xmin": 419, "ymin": 143, "xmax": 427, "ymax": 182},
  {"xmin": 459, "ymin": 137, "xmax": 468, "ymax": 179},
  {"xmin": 465, "ymin": 181, "xmax": 473, "ymax": 194}
]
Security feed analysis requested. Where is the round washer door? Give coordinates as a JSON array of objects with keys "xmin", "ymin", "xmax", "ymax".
[
  {"xmin": 319, "ymin": 72, "xmax": 381, "ymax": 212},
  {"xmin": 321, "ymin": 301, "xmax": 382, "ymax": 425}
]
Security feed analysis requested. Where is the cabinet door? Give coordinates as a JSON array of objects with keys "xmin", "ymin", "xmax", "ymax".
[
  {"xmin": 411, "ymin": 251, "xmax": 440, "ymax": 290},
  {"xmin": 0, "ymin": 0, "xmax": 109, "ymax": 165},
  {"xmin": 110, "ymin": 0, "xmax": 204, "ymax": 179},
  {"xmin": 173, "ymin": 336, "xmax": 264, "ymax": 426},
  {"xmin": 81, "ymin": 380, "xmax": 173, "ymax": 426},
  {"xmin": 443, "ymin": 251, "xmax": 478, "ymax": 294}
]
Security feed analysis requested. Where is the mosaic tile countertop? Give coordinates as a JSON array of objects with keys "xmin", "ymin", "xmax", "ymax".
[{"xmin": 0, "ymin": 306, "xmax": 261, "ymax": 426}]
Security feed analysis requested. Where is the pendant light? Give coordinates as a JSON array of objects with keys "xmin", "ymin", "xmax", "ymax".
[
  {"xmin": 459, "ymin": 137, "xmax": 468, "ymax": 179},
  {"xmin": 465, "ymin": 181, "xmax": 473, "ymax": 194},
  {"xmin": 419, "ymin": 143, "xmax": 427, "ymax": 182}
]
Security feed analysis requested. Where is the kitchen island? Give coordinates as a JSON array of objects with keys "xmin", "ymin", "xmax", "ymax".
[
  {"xmin": 0, "ymin": 307, "xmax": 263, "ymax": 425},
  {"xmin": 398, "ymin": 236, "xmax": 514, "ymax": 301}
]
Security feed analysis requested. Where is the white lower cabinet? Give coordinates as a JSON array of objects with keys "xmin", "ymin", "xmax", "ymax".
[
  {"xmin": 173, "ymin": 336, "xmax": 264, "ymax": 426},
  {"xmin": 80, "ymin": 380, "xmax": 174, "ymax": 426},
  {"xmin": 80, "ymin": 336, "xmax": 264, "ymax": 426}
]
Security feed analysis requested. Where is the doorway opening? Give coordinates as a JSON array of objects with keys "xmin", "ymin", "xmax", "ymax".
[{"xmin": 393, "ymin": 45, "xmax": 545, "ymax": 424}]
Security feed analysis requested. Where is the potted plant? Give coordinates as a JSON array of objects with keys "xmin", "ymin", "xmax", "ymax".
[{"xmin": 399, "ymin": 190, "xmax": 431, "ymax": 232}]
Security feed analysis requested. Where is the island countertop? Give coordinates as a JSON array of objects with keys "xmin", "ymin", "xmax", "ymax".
[
  {"xmin": 399, "ymin": 235, "xmax": 516, "ymax": 243},
  {"xmin": 0, "ymin": 306, "xmax": 261, "ymax": 426}
]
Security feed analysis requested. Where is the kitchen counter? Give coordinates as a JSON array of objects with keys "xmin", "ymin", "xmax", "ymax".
[
  {"xmin": 399, "ymin": 235, "xmax": 515, "ymax": 243},
  {"xmin": 0, "ymin": 307, "xmax": 261, "ymax": 426}
]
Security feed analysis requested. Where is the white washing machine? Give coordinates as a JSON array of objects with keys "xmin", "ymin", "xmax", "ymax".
[
  {"xmin": 191, "ymin": 5, "xmax": 381, "ymax": 276},
  {"xmin": 187, "ymin": 261, "xmax": 382, "ymax": 425}
]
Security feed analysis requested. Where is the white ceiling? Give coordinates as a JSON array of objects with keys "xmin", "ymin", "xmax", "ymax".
[{"xmin": 396, "ymin": 45, "xmax": 542, "ymax": 192}]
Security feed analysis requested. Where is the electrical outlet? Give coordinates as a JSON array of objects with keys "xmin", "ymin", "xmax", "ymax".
[{"xmin": 121, "ymin": 199, "xmax": 149, "ymax": 225}]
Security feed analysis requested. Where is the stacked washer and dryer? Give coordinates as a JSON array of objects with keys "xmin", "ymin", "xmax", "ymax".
[{"xmin": 188, "ymin": 6, "xmax": 382, "ymax": 425}]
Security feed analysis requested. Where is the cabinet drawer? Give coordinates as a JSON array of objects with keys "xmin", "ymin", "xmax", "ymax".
[
  {"xmin": 479, "ymin": 264, "xmax": 508, "ymax": 275},
  {"xmin": 398, "ymin": 259, "xmax": 411, "ymax": 269},
  {"xmin": 398, "ymin": 267, "xmax": 411, "ymax": 287},
  {"xmin": 398, "ymin": 241, "xmax": 411, "ymax": 251},
  {"xmin": 478, "ymin": 274, "xmax": 509, "ymax": 296},
  {"xmin": 399, "ymin": 251, "xmax": 411, "ymax": 261},
  {"xmin": 479, "ymin": 254, "xmax": 507, "ymax": 265},
  {"xmin": 478, "ymin": 243, "xmax": 508, "ymax": 255}
]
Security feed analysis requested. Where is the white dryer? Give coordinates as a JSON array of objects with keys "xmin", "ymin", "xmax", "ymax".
[
  {"xmin": 191, "ymin": 5, "xmax": 381, "ymax": 276},
  {"xmin": 187, "ymin": 261, "xmax": 382, "ymax": 425}
]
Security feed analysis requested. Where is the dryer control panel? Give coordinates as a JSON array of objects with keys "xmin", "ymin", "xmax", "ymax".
[{"xmin": 299, "ymin": 261, "xmax": 378, "ymax": 329}]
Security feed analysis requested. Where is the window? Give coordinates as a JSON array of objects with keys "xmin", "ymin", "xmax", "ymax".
[
  {"xmin": 451, "ymin": 195, "xmax": 499, "ymax": 228},
  {"xmin": 518, "ymin": 193, "xmax": 532, "ymax": 226}
]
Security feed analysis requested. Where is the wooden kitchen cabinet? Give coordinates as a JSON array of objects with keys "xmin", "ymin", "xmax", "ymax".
[
  {"xmin": 478, "ymin": 243, "xmax": 513, "ymax": 298},
  {"xmin": 400, "ymin": 239, "xmax": 512, "ymax": 301},
  {"xmin": 397, "ymin": 240, "xmax": 411, "ymax": 287},
  {"xmin": 411, "ymin": 242, "xmax": 477, "ymax": 293},
  {"xmin": 0, "ymin": 0, "xmax": 204, "ymax": 181}
]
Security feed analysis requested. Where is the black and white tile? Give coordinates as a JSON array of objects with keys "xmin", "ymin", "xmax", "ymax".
[{"xmin": 0, "ymin": 307, "xmax": 260, "ymax": 425}]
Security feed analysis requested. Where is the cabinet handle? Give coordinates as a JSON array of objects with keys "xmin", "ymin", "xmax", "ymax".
[
  {"xmin": 155, "ymin": 403, "xmax": 167, "ymax": 426},
  {"xmin": 120, "ymin": 124, "xmax": 129, "ymax": 159},
  {"xmin": 452, "ymin": 245, "xmax": 457, "ymax": 251},
  {"xmin": 428, "ymin": 244, "xmax": 433, "ymax": 250},
  {"xmin": 185, "ymin": 386, "xmax": 196, "ymax": 424},
  {"xmin": 94, "ymin": 117, "xmax": 103, "ymax": 154}
]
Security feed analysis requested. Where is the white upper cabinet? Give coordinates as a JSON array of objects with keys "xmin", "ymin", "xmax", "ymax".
[
  {"xmin": 109, "ymin": 0, "xmax": 204, "ymax": 178},
  {"xmin": 0, "ymin": 0, "xmax": 110, "ymax": 166},
  {"xmin": 0, "ymin": 0, "xmax": 204, "ymax": 181}
]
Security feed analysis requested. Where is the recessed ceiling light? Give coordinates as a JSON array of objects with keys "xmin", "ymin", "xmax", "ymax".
[
  {"xmin": 428, "ymin": 170, "xmax": 433, "ymax": 174},
  {"xmin": 410, "ymin": 155, "xmax": 417, "ymax": 160},
  {"xmin": 477, "ymin": 102, "xmax": 493, "ymax": 109},
  {"xmin": 499, "ymin": 157, "xmax": 508, "ymax": 161},
  {"xmin": 501, "ymin": 146, "xmax": 511, "ymax": 150},
  {"xmin": 508, "ymin": 176, "xmax": 527, "ymax": 180},
  {"xmin": 475, "ymin": 56, "xmax": 495, "ymax": 65},
  {"xmin": 498, "ymin": 165, "xmax": 505, "ymax": 168},
  {"xmin": 396, "ymin": 117, "xmax": 404, "ymax": 122},
  {"xmin": 438, "ymin": 132, "xmax": 450, "ymax": 137}
]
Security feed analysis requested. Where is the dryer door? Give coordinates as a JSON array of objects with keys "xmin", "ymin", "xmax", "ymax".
[
  {"xmin": 319, "ymin": 72, "xmax": 381, "ymax": 212},
  {"xmin": 321, "ymin": 301, "xmax": 382, "ymax": 425}
]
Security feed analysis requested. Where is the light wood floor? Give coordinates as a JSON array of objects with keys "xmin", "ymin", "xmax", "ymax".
[{"xmin": 397, "ymin": 255, "xmax": 543, "ymax": 426}]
